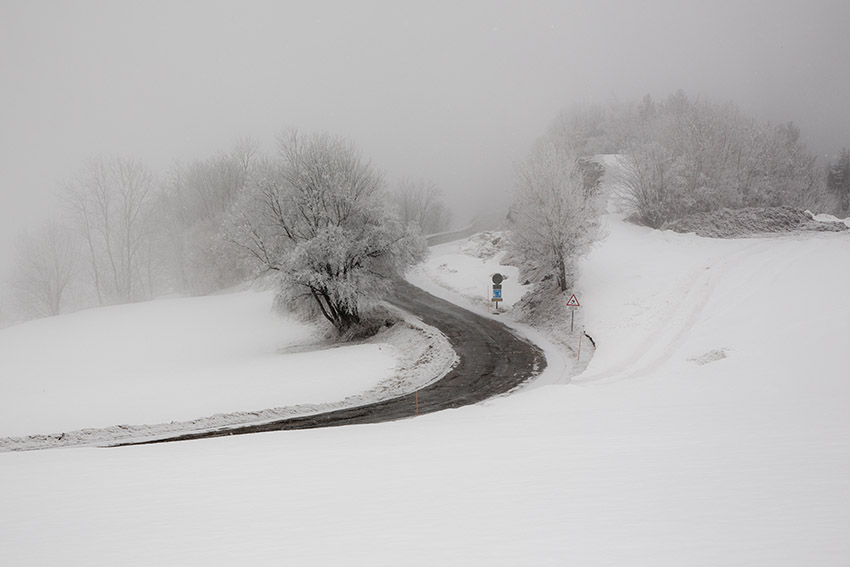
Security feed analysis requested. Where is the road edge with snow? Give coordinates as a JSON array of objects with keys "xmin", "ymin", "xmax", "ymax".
[{"xmin": 0, "ymin": 310, "xmax": 458, "ymax": 452}]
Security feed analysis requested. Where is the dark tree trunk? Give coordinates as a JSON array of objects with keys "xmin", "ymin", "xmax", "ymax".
[{"xmin": 557, "ymin": 255, "xmax": 568, "ymax": 292}]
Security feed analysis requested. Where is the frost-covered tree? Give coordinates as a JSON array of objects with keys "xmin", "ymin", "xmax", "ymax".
[
  {"xmin": 507, "ymin": 142, "xmax": 602, "ymax": 292},
  {"xmin": 615, "ymin": 93, "xmax": 825, "ymax": 226},
  {"xmin": 749, "ymin": 121, "xmax": 819, "ymax": 208},
  {"xmin": 10, "ymin": 220, "xmax": 77, "ymax": 317},
  {"xmin": 227, "ymin": 130, "xmax": 426, "ymax": 333},
  {"xmin": 619, "ymin": 135, "xmax": 695, "ymax": 228},
  {"xmin": 392, "ymin": 179, "xmax": 451, "ymax": 235}
]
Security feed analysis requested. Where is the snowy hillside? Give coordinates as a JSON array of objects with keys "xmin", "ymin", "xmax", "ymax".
[
  {"xmin": 0, "ymin": 290, "xmax": 455, "ymax": 447},
  {"xmin": 2, "ymin": 208, "xmax": 849, "ymax": 564}
]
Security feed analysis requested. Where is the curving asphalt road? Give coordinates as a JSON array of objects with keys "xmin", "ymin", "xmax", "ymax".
[{"xmin": 117, "ymin": 280, "xmax": 545, "ymax": 446}]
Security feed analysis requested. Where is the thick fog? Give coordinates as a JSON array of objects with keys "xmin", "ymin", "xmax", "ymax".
[{"xmin": 1, "ymin": 0, "xmax": 849, "ymax": 278}]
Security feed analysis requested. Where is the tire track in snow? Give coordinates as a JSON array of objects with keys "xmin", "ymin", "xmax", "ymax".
[{"xmin": 573, "ymin": 240, "xmax": 773, "ymax": 386}]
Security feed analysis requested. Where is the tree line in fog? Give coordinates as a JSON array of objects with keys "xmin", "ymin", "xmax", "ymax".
[
  {"xmin": 3, "ymin": 132, "xmax": 449, "ymax": 326},
  {"xmin": 4, "ymin": 89, "xmax": 847, "ymax": 328},
  {"xmin": 505, "ymin": 89, "xmax": 848, "ymax": 300}
]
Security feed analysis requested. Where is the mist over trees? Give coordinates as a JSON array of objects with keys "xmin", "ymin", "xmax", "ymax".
[
  {"xmin": 391, "ymin": 179, "xmax": 452, "ymax": 235},
  {"xmin": 155, "ymin": 139, "xmax": 257, "ymax": 295},
  {"xmin": 9, "ymin": 221, "xmax": 77, "ymax": 318},
  {"xmin": 621, "ymin": 95, "xmax": 826, "ymax": 227},
  {"xmin": 540, "ymin": 90, "xmax": 842, "ymax": 228},
  {"xmin": 64, "ymin": 156, "xmax": 157, "ymax": 305},
  {"xmin": 3, "ymin": 89, "xmax": 845, "ymax": 329},
  {"xmin": 2, "ymin": 130, "xmax": 433, "ymax": 333},
  {"xmin": 505, "ymin": 88, "xmax": 846, "ymax": 305}
]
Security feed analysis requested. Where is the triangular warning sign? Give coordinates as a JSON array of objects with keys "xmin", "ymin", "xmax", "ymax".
[{"xmin": 566, "ymin": 294, "xmax": 580, "ymax": 307}]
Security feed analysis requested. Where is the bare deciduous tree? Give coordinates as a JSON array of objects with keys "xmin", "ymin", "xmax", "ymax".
[
  {"xmin": 10, "ymin": 221, "xmax": 77, "ymax": 317},
  {"xmin": 507, "ymin": 143, "xmax": 603, "ymax": 292},
  {"xmin": 392, "ymin": 179, "xmax": 451, "ymax": 235},
  {"xmin": 64, "ymin": 156, "xmax": 156, "ymax": 304}
]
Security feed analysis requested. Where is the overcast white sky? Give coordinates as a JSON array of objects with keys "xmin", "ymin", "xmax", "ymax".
[{"xmin": 1, "ymin": 0, "xmax": 849, "ymax": 276}]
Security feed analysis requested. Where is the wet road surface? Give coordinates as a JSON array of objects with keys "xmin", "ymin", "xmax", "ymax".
[{"xmin": 117, "ymin": 280, "xmax": 545, "ymax": 446}]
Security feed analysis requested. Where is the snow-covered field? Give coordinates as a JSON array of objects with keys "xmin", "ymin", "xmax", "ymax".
[
  {"xmin": 2, "ymin": 209, "xmax": 849, "ymax": 564},
  {"xmin": 0, "ymin": 291, "xmax": 379, "ymax": 437},
  {"xmin": 0, "ymin": 290, "xmax": 455, "ymax": 448}
]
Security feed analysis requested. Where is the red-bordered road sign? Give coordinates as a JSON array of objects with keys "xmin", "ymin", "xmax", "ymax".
[{"xmin": 567, "ymin": 294, "xmax": 580, "ymax": 307}]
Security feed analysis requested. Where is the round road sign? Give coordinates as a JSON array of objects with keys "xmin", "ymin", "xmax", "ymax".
[{"xmin": 492, "ymin": 273, "xmax": 503, "ymax": 285}]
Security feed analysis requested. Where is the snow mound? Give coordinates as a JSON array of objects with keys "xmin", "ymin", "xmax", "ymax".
[
  {"xmin": 810, "ymin": 211, "xmax": 850, "ymax": 228},
  {"xmin": 661, "ymin": 206, "xmax": 848, "ymax": 237},
  {"xmin": 459, "ymin": 231, "xmax": 505, "ymax": 259}
]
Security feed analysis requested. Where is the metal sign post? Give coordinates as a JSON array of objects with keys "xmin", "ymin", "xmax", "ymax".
[
  {"xmin": 491, "ymin": 273, "xmax": 505, "ymax": 313},
  {"xmin": 566, "ymin": 294, "xmax": 580, "ymax": 332}
]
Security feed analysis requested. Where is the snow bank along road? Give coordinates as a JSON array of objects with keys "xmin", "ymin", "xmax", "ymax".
[{"xmin": 119, "ymin": 281, "xmax": 546, "ymax": 446}]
